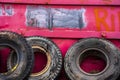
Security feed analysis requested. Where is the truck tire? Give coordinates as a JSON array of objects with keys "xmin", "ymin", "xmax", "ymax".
[
  {"xmin": 0, "ymin": 31, "xmax": 34, "ymax": 80},
  {"xmin": 64, "ymin": 38, "xmax": 120, "ymax": 80},
  {"xmin": 7, "ymin": 36, "xmax": 62, "ymax": 80}
]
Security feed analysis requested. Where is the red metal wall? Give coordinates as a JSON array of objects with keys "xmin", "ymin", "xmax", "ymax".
[
  {"xmin": 0, "ymin": 0, "xmax": 120, "ymax": 5},
  {"xmin": 0, "ymin": 4, "xmax": 119, "ymax": 39},
  {"xmin": 0, "ymin": 1, "xmax": 120, "ymax": 80},
  {"xmin": 0, "ymin": 3, "xmax": 120, "ymax": 55}
]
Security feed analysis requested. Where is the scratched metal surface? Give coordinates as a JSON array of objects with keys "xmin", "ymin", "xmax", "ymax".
[{"xmin": 0, "ymin": 0, "xmax": 120, "ymax": 5}]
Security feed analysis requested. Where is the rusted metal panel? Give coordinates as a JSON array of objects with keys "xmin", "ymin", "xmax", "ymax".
[{"xmin": 0, "ymin": 0, "xmax": 120, "ymax": 5}]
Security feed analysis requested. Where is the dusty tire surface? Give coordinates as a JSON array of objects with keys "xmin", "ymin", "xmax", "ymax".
[
  {"xmin": 0, "ymin": 31, "xmax": 34, "ymax": 80},
  {"xmin": 64, "ymin": 38, "xmax": 120, "ymax": 80},
  {"xmin": 8, "ymin": 36, "xmax": 62, "ymax": 80}
]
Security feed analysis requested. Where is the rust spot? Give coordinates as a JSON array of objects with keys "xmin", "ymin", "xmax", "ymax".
[
  {"xmin": 15, "ymin": 0, "xmax": 22, "ymax": 2},
  {"xmin": 45, "ymin": 2, "xmax": 49, "ymax": 5},
  {"xmin": 101, "ymin": 32, "xmax": 106, "ymax": 37},
  {"xmin": 45, "ymin": 0, "xmax": 51, "ymax": 4},
  {"xmin": 102, "ymin": 0, "xmax": 112, "ymax": 2},
  {"xmin": 79, "ymin": 0, "xmax": 88, "ymax": 3},
  {"xmin": 102, "ymin": 0, "xmax": 112, "ymax": 4}
]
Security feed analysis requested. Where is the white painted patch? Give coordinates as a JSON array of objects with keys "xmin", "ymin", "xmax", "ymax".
[
  {"xmin": 52, "ymin": 8, "xmax": 87, "ymax": 29},
  {"xmin": 26, "ymin": 6, "xmax": 49, "ymax": 28},
  {"xmin": 0, "ymin": 4, "xmax": 14, "ymax": 16},
  {"xmin": 26, "ymin": 6, "xmax": 87, "ymax": 29}
]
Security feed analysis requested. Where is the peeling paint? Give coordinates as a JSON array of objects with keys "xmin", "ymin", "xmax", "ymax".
[
  {"xmin": 1, "ymin": 0, "xmax": 119, "ymax": 5},
  {"xmin": 52, "ymin": 8, "xmax": 86, "ymax": 29},
  {"xmin": 0, "ymin": 4, "xmax": 13, "ymax": 16},
  {"xmin": 0, "ymin": 5, "xmax": 2, "ymax": 16},
  {"xmin": 26, "ymin": 6, "xmax": 87, "ymax": 29},
  {"xmin": 5, "ymin": 5, "xmax": 13, "ymax": 16},
  {"xmin": 26, "ymin": 6, "xmax": 49, "ymax": 28}
]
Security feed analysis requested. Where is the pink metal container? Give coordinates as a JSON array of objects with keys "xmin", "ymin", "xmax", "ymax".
[{"xmin": 0, "ymin": 0, "xmax": 120, "ymax": 80}]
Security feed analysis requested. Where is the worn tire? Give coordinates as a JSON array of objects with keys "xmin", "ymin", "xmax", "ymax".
[
  {"xmin": 7, "ymin": 36, "xmax": 62, "ymax": 80},
  {"xmin": 64, "ymin": 38, "xmax": 120, "ymax": 80},
  {"xmin": 0, "ymin": 31, "xmax": 34, "ymax": 80}
]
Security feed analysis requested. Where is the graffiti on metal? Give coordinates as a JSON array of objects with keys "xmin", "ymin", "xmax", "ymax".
[
  {"xmin": 26, "ymin": 6, "xmax": 87, "ymax": 29},
  {"xmin": 0, "ymin": 4, "xmax": 13, "ymax": 16},
  {"xmin": 94, "ymin": 8, "xmax": 120, "ymax": 31}
]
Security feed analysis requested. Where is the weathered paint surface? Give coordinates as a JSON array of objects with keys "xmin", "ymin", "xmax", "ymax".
[
  {"xmin": 52, "ymin": 8, "xmax": 86, "ymax": 29},
  {"xmin": 0, "ymin": 0, "xmax": 120, "ymax": 5},
  {"xmin": 26, "ymin": 6, "xmax": 48, "ymax": 28},
  {"xmin": 26, "ymin": 6, "xmax": 86, "ymax": 29},
  {"xmin": 0, "ymin": 4, "xmax": 120, "ymax": 39},
  {"xmin": 0, "ymin": 4, "xmax": 13, "ymax": 16},
  {"xmin": 0, "ymin": 2, "xmax": 120, "ymax": 80}
]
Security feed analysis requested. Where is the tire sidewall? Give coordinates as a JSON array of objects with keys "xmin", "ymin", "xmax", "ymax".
[
  {"xmin": 64, "ymin": 38, "xmax": 120, "ymax": 80},
  {"xmin": 0, "ymin": 31, "xmax": 34, "ymax": 80},
  {"xmin": 26, "ymin": 36, "xmax": 62, "ymax": 80}
]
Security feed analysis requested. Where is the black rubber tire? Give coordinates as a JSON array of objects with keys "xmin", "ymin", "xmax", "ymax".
[
  {"xmin": 7, "ymin": 36, "xmax": 62, "ymax": 80},
  {"xmin": 64, "ymin": 38, "xmax": 120, "ymax": 80},
  {"xmin": 0, "ymin": 31, "xmax": 34, "ymax": 80}
]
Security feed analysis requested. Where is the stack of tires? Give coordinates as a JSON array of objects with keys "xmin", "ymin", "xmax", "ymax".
[
  {"xmin": 0, "ymin": 31, "xmax": 62, "ymax": 80},
  {"xmin": 0, "ymin": 30, "xmax": 120, "ymax": 80}
]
